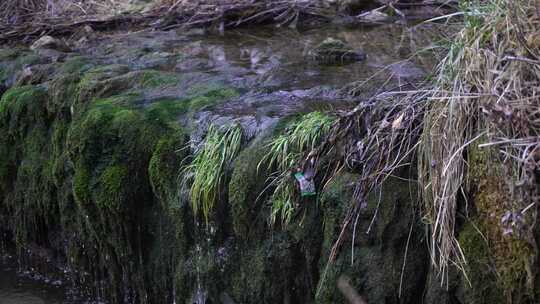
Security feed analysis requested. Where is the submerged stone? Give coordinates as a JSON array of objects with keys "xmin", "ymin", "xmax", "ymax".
[{"xmin": 307, "ymin": 37, "xmax": 366, "ymax": 64}]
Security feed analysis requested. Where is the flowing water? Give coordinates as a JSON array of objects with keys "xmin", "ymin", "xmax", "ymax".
[
  {"xmin": 0, "ymin": 23, "xmax": 434, "ymax": 303},
  {"xmin": 0, "ymin": 254, "xmax": 94, "ymax": 304}
]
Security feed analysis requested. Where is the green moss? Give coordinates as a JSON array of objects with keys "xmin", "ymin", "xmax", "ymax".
[
  {"xmin": 187, "ymin": 82, "xmax": 237, "ymax": 97},
  {"xmin": 68, "ymin": 89, "xmax": 174, "ymax": 209},
  {"xmin": 0, "ymin": 86, "xmax": 48, "ymax": 135},
  {"xmin": 145, "ymin": 99, "xmax": 190, "ymax": 122},
  {"xmin": 317, "ymin": 173, "xmax": 427, "ymax": 304},
  {"xmin": 458, "ymin": 222, "xmax": 504, "ymax": 303},
  {"xmin": 60, "ymin": 56, "xmax": 94, "ymax": 74},
  {"xmin": 0, "ymin": 82, "xmax": 59, "ymax": 256},
  {"xmin": 137, "ymin": 70, "xmax": 179, "ymax": 88},
  {"xmin": 229, "ymin": 245, "xmax": 267, "ymax": 301},
  {"xmin": 228, "ymin": 142, "xmax": 270, "ymax": 237},
  {"xmin": 85, "ymin": 70, "xmax": 178, "ymax": 97},
  {"xmin": 227, "ymin": 235, "xmax": 297, "ymax": 303},
  {"xmin": 467, "ymin": 145, "xmax": 535, "ymax": 300},
  {"xmin": 85, "ymin": 64, "xmax": 131, "ymax": 77},
  {"xmin": 48, "ymin": 73, "xmax": 81, "ymax": 113},
  {"xmin": 188, "ymin": 87, "xmax": 239, "ymax": 110},
  {"xmin": 0, "ymin": 48, "xmax": 22, "ymax": 60},
  {"xmin": 0, "ymin": 149, "xmax": 10, "ymax": 182},
  {"xmin": 148, "ymin": 131, "xmax": 188, "ymax": 208},
  {"xmin": 144, "ymin": 86, "xmax": 239, "ymax": 121},
  {"xmin": 73, "ymin": 167, "xmax": 91, "ymax": 206},
  {"xmin": 319, "ymin": 172, "xmax": 357, "ymax": 258},
  {"xmin": 0, "ymin": 85, "xmax": 45, "ymax": 111},
  {"xmin": 97, "ymin": 165, "xmax": 128, "ymax": 210},
  {"xmin": 76, "ymin": 64, "xmax": 130, "ymax": 102},
  {"xmin": 0, "ymin": 58, "xmax": 194, "ymax": 303}
]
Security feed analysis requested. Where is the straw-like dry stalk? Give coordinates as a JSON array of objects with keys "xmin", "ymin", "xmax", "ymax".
[{"xmin": 419, "ymin": 0, "xmax": 540, "ymax": 294}]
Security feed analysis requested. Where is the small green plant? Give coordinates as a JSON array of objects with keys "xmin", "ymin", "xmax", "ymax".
[
  {"xmin": 268, "ymin": 178, "xmax": 296, "ymax": 226},
  {"xmin": 184, "ymin": 124, "xmax": 243, "ymax": 223},
  {"xmin": 260, "ymin": 112, "xmax": 334, "ymax": 225},
  {"xmin": 262, "ymin": 112, "xmax": 334, "ymax": 172}
]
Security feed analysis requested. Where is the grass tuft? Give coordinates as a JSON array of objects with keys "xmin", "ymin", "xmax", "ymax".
[
  {"xmin": 184, "ymin": 124, "xmax": 243, "ymax": 223},
  {"xmin": 260, "ymin": 112, "xmax": 334, "ymax": 225}
]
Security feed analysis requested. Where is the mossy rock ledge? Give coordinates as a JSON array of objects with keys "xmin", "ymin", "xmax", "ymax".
[{"xmin": 0, "ymin": 46, "xmax": 522, "ymax": 304}]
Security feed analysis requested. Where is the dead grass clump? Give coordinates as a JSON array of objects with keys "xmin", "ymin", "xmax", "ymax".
[
  {"xmin": 0, "ymin": 0, "xmax": 99, "ymax": 24},
  {"xmin": 310, "ymin": 0, "xmax": 538, "ymax": 298},
  {"xmin": 303, "ymin": 87, "xmax": 430, "ymax": 297},
  {"xmin": 419, "ymin": 0, "xmax": 540, "ymax": 296},
  {"xmin": 152, "ymin": 0, "xmax": 333, "ymax": 31},
  {"xmin": 0, "ymin": 0, "xmax": 333, "ymax": 43},
  {"xmin": 0, "ymin": 0, "xmax": 45, "ymax": 24}
]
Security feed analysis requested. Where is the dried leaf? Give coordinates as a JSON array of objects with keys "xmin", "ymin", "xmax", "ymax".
[{"xmin": 392, "ymin": 112, "xmax": 405, "ymax": 130}]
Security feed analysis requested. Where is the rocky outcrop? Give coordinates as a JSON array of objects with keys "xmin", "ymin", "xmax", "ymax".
[
  {"xmin": 0, "ymin": 28, "xmax": 446, "ymax": 304},
  {"xmin": 0, "ymin": 48, "xmax": 428, "ymax": 304}
]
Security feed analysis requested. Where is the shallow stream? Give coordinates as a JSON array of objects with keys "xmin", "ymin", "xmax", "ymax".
[{"xmin": 0, "ymin": 254, "xmax": 92, "ymax": 304}]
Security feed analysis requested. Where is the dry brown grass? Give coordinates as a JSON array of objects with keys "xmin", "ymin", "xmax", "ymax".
[
  {"xmin": 0, "ymin": 0, "xmax": 334, "ymax": 42},
  {"xmin": 306, "ymin": 84, "xmax": 431, "ymax": 297},
  {"xmin": 311, "ymin": 0, "xmax": 538, "ymax": 297},
  {"xmin": 419, "ymin": 0, "xmax": 540, "ymax": 291},
  {"xmin": 0, "ymin": 0, "xmax": 105, "ymax": 24}
]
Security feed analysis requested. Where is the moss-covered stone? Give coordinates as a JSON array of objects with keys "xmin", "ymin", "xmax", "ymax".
[
  {"xmin": 73, "ymin": 167, "xmax": 91, "ymax": 206},
  {"xmin": 0, "ymin": 44, "xmax": 440, "ymax": 304},
  {"xmin": 188, "ymin": 86, "xmax": 239, "ymax": 110},
  {"xmin": 317, "ymin": 172, "xmax": 428, "ymax": 304},
  {"xmin": 458, "ymin": 221, "xmax": 504, "ymax": 303},
  {"xmin": 465, "ymin": 145, "xmax": 535, "ymax": 302},
  {"xmin": 149, "ymin": 132, "xmax": 188, "ymax": 208},
  {"xmin": 227, "ymin": 235, "xmax": 297, "ymax": 303},
  {"xmin": 145, "ymin": 85, "xmax": 239, "ymax": 120},
  {"xmin": 60, "ymin": 56, "xmax": 95, "ymax": 74},
  {"xmin": 228, "ymin": 141, "xmax": 270, "ymax": 237},
  {"xmin": 145, "ymin": 98, "xmax": 191, "ymax": 122},
  {"xmin": 75, "ymin": 64, "xmax": 131, "ymax": 103},
  {"xmin": 0, "ymin": 49, "xmax": 41, "ymax": 88},
  {"xmin": 0, "ymin": 58, "xmax": 196, "ymax": 303},
  {"xmin": 0, "ymin": 84, "xmax": 55, "ymax": 250},
  {"xmin": 307, "ymin": 37, "xmax": 365, "ymax": 64},
  {"xmin": 136, "ymin": 70, "xmax": 180, "ymax": 88},
  {"xmin": 97, "ymin": 165, "xmax": 129, "ymax": 210},
  {"xmin": 0, "ymin": 85, "xmax": 48, "ymax": 133}
]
